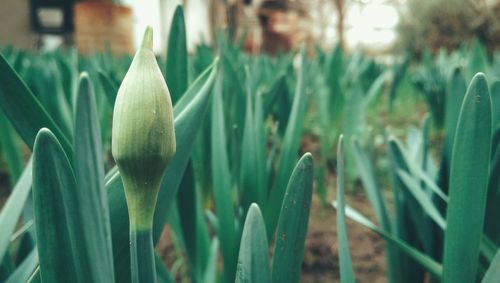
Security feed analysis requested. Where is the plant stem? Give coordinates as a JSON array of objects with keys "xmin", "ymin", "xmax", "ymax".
[{"xmin": 130, "ymin": 228, "xmax": 156, "ymax": 283}]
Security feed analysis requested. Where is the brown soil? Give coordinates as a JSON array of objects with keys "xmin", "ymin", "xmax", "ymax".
[
  {"xmin": 299, "ymin": 133, "xmax": 387, "ymax": 282},
  {"xmin": 301, "ymin": 192, "xmax": 386, "ymax": 283}
]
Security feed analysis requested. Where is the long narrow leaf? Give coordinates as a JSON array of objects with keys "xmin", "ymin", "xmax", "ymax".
[
  {"xmin": 271, "ymin": 153, "xmax": 313, "ymax": 283},
  {"xmin": 236, "ymin": 204, "xmax": 271, "ymax": 283},
  {"xmin": 335, "ymin": 203, "xmax": 443, "ymax": 279},
  {"xmin": 211, "ymin": 74, "xmax": 237, "ymax": 283},
  {"xmin": 334, "ymin": 137, "xmax": 355, "ymax": 283},
  {"xmin": 482, "ymin": 248, "xmax": 500, "ymax": 283},
  {"xmin": 73, "ymin": 74, "xmax": 115, "ymax": 282},
  {"xmin": 443, "ymin": 73, "xmax": 492, "ymax": 283},
  {"xmin": 0, "ymin": 113, "xmax": 24, "ymax": 184},
  {"xmin": 32, "ymin": 129, "xmax": 79, "ymax": 282},
  {"xmin": 396, "ymin": 170, "xmax": 446, "ymax": 229},
  {"xmin": 5, "ymin": 248, "xmax": 38, "ymax": 283},
  {"xmin": 0, "ymin": 54, "xmax": 72, "ymax": 158},
  {"xmin": 0, "ymin": 160, "xmax": 32, "ymax": 264},
  {"xmin": 266, "ymin": 47, "xmax": 309, "ymax": 239},
  {"xmin": 165, "ymin": 5, "xmax": 188, "ymax": 103}
]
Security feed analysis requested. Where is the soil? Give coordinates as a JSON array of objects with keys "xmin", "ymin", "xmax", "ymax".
[
  {"xmin": 301, "ymin": 192, "xmax": 386, "ymax": 283},
  {"xmin": 299, "ymin": 133, "xmax": 387, "ymax": 283}
]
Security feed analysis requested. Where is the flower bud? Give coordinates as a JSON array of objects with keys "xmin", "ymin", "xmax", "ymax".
[{"xmin": 112, "ymin": 26, "xmax": 176, "ymax": 230}]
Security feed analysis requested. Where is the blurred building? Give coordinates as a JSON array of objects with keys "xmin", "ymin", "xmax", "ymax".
[{"xmin": 0, "ymin": 0, "xmax": 37, "ymax": 50}]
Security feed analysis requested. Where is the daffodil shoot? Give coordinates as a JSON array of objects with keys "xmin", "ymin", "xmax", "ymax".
[{"xmin": 112, "ymin": 26, "xmax": 176, "ymax": 283}]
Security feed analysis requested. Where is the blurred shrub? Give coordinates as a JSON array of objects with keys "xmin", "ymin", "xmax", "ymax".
[{"xmin": 396, "ymin": 0, "xmax": 500, "ymax": 54}]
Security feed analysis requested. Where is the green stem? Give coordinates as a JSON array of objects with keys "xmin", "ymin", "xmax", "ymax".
[{"xmin": 130, "ymin": 229, "xmax": 156, "ymax": 283}]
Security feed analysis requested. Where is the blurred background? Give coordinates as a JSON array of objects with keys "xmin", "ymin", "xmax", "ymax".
[{"xmin": 2, "ymin": 0, "xmax": 499, "ymax": 56}]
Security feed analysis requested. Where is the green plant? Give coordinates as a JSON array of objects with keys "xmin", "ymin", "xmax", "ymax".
[
  {"xmin": 335, "ymin": 72, "xmax": 499, "ymax": 282},
  {"xmin": 0, "ymin": 26, "xmax": 218, "ymax": 282},
  {"xmin": 112, "ymin": 27, "xmax": 176, "ymax": 283},
  {"xmin": 0, "ymin": 6, "xmax": 317, "ymax": 283}
]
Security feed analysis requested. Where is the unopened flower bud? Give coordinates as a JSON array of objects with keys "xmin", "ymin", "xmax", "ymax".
[{"xmin": 112, "ymin": 26, "xmax": 176, "ymax": 230}]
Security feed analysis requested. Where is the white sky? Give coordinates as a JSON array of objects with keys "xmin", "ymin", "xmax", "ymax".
[{"xmin": 345, "ymin": 2, "xmax": 400, "ymax": 49}]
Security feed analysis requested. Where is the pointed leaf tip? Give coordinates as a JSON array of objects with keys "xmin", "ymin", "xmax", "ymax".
[
  {"xmin": 141, "ymin": 26, "xmax": 154, "ymax": 50},
  {"xmin": 470, "ymin": 72, "xmax": 488, "ymax": 88},
  {"xmin": 300, "ymin": 152, "xmax": 313, "ymax": 165},
  {"xmin": 79, "ymin": 71, "xmax": 89, "ymax": 80},
  {"xmin": 78, "ymin": 73, "xmax": 92, "ymax": 91},
  {"xmin": 248, "ymin": 203, "xmax": 261, "ymax": 215},
  {"xmin": 34, "ymin": 128, "xmax": 56, "ymax": 149}
]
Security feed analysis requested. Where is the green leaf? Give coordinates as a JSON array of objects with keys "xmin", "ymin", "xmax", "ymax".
[
  {"xmin": 467, "ymin": 40, "xmax": 489, "ymax": 81},
  {"xmin": 263, "ymin": 75, "xmax": 286, "ymax": 117},
  {"xmin": 334, "ymin": 137, "xmax": 355, "ymax": 283},
  {"xmin": 444, "ymin": 67, "xmax": 466, "ymax": 161},
  {"xmin": 0, "ymin": 159, "xmax": 32, "ymax": 263},
  {"xmin": 240, "ymin": 68, "xmax": 266, "ymax": 211},
  {"xmin": 271, "ymin": 153, "xmax": 313, "ymax": 283},
  {"xmin": 352, "ymin": 136, "xmax": 404, "ymax": 283},
  {"xmin": 32, "ymin": 129, "xmax": 79, "ymax": 283},
  {"xmin": 443, "ymin": 73, "xmax": 492, "ymax": 283},
  {"xmin": 176, "ymin": 163, "xmax": 211, "ymax": 282},
  {"xmin": 211, "ymin": 74, "xmax": 237, "ymax": 283},
  {"xmin": 387, "ymin": 136, "xmax": 426, "ymax": 283},
  {"xmin": 0, "ymin": 112, "xmax": 24, "ymax": 184},
  {"xmin": 254, "ymin": 92, "xmax": 267, "ymax": 205},
  {"xmin": 439, "ymin": 67, "xmax": 467, "ymax": 194},
  {"xmin": 203, "ymin": 239, "xmax": 219, "ymax": 283},
  {"xmin": 0, "ymin": 53, "xmax": 72, "ymax": 159},
  {"xmin": 37, "ymin": 62, "xmax": 73, "ymax": 138},
  {"xmin": 482, "ymin": 248, "xmax": 500, "ymax": 283},
  {"xmin": 335, "ymin": 203, "xmax": 443, "ymax": 279},
  {"xmin": 266, "ymin": 47, "xmax": 309, "ymax": 239},
  {"xmin": 155, "ymin": 253, "xmax": 174, "ymax": 283},
  {"xmin": 173, "ymin": 60, "xmax": 217, "ymax": 117},
  {"xmin": 73, "ymin": 74, "xmax": 115, "ymax": 282},
  {"xmin": 351, "ymin": 139, "xmax": 391, "ymax": 230},
  {"xmin": 396, "ymin": 169, "xmax": 445, "ymax": 229},
  {"xmin": 365, "ymin": 71, "xmax": 388, "ymax": 103},
  {"xmin": 485, "ymin": 125, "xmax": 500, "ymax": 242},
  {"xmin": 152, "ymin": 61, "xmax": 217, "ymax": 241},
  {"xmin": 343, "ymin": 85, "xmax": 366, "ymax": 181},
  {"xmin": 409, "ymin": 162, "xmax": 449, "ymax": 203},
  {"xmin": 165, "ymin": 5, "xmax": 188, "ymax": 103},
  {"xmin": 97, "ymin": 69, "xmax": 118, "ymax": 106},
  {"xmin": 5, "ymin": 248, "xmax": 38, "ymax": 283},
  {"xmin": 26, "ymin": 267, "xmax": 40, "ymax": 283},
  {"xmin": 491, "ymin": 81, "xmax": 500, "ymax": 127},
  {"xmin": 326, "ymin": 43, "xmax": 344, "ymax": 124},
  {"xmin": 236, "ymin": 204, "xmax": 271, "ymax": 283}
]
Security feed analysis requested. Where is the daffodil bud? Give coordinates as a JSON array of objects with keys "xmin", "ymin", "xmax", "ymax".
[{"xmin": 112, "ymin": 26, "xmax": 176, "ymax": 231}]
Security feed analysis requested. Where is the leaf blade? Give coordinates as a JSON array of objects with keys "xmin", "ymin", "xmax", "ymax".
[
  {"xmin": 335, "ymin": 137, "xmax": 356, "ymax": 283},
  {"xmin": 271, "ymin": 153, "xmax": 313, "ymax": 283},
  {"xmin": 74, "ymin": 74, "xmax": 115, "ymax": 282},
  {"xmin": 236, "ymin": 204, "xmax": 271, "ymax": 283},
  {"xmin": 443, "ymin": 73, "xmax": 492, "ymax": 283}
]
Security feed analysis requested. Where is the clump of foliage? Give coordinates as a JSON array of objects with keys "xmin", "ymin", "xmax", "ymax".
[{"xmin": 396, "ymin": 0, "xmax": 500, "ymax": 54}]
